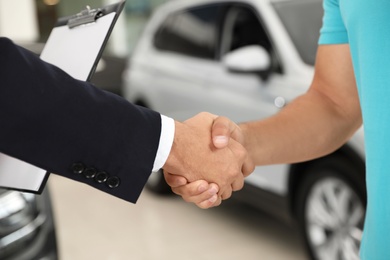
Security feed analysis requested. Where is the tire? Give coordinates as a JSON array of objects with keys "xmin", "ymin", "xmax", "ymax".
[
  {"xmin": 146, "ymin": 169, "xmax": 172, "ymax": 194},
  {"xmin": 296, "ymin": 157, "xmax": 366, "ymax": 260}
]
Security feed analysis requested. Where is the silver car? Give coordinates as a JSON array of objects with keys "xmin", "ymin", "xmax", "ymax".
[
  {"xmin": 123, "ymin": 0, "xmax": 366, "ymax": 259},
  {"xmin": 0, "ymin": 187, "xmax": 57, "ymax": 259}
]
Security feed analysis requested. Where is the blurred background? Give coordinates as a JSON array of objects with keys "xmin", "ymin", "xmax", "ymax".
[
  {"xmin": 0, "ymin": 0, "xmax": 169, "ymax": 96},
  {"xmin": 0, "ymin": 0, "xmax": 167, "ymax": 50},
  {"xmin": 0, "ymin": 0, "xmax": 366, "ymax": 259}
]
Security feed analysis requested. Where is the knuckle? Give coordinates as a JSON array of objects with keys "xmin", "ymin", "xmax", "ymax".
[
  {"xmin": 199, "ymin": 111, "xmax": 211, "ymax": 117},
  {"xmin": 222, "ymin": 191, "xmax": 232, "ymax": 200},
  {"xmin": 226, "ymin": 170, "xmax": 238, "ymax": 181},
  {"xmin": 233, "ymin": 180, "xmax": 244, "ymax": 192}
]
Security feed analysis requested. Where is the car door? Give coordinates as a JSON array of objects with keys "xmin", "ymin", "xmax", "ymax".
[
  {"xmin": 204, "ymin": 3, "xmax": 301, "ymax": 194},
  {"xmin": 207, "ymin": 4, "xmax": 285, "ymax": 120}
]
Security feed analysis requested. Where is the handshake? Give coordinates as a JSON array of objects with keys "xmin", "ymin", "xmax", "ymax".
[{"xmin": 161, "ymin": 112, "xmax": 255, "ymax": 209}]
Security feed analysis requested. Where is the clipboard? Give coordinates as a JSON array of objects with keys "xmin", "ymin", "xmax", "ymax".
[
  {"xmin": 41, "ymin": 0, "xmax": 126, "ymax": 81},
  {"xmin": 0, "ymin": 0, "xmax": 126, "ymax": 193}
]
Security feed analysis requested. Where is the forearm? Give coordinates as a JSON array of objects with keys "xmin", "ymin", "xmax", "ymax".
[{"xmin": 240, "ymin": 88, "xmax": 362, "ymax": 166}]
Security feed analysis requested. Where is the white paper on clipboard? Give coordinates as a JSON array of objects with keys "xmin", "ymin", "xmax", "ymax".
[
  {"xmin": 40, "ymin": 12, "xmax": 116, "ymax": 81},
  {"xmin": 0, "ymin": 1, "xmax": 126, "ymax": 193},
  {"xmin": 0, "ymin": 155, "xmax": 49, "ymax": 193}
]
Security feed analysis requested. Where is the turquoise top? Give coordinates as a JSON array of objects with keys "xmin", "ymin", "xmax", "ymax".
[{"xmin": 319, "ymin": 0, "xmax": 390, "ymax": 259}]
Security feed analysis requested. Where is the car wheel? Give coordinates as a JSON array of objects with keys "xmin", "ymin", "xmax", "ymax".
[
  {"xmin": 297, "ymin": 157, "xmax": 366, "ymax": 260},
  {"xmin": 146, "ymin": 169, "xmax": 172, "ymax": 194}
]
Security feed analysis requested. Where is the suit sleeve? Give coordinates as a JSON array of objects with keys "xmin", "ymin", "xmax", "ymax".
[{"xmin": 0, "ymin": 37, "xmax": 161, "ymax": 203}]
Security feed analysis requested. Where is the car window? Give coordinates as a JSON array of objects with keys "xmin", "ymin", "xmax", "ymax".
[
  {"xmin": 272, "ymin": 0, "xmax": 323, "ymax": 66},
  {"xmin": 220, "ymin": 4, "xmax": 281, "ymax": 73},
  {"xmin": 221, "ymin": 6, "xmax": 271, "ymax": 54},
  {"xmin": 153, "ymin": 5, "xmax": 223, "ymax": 59}
]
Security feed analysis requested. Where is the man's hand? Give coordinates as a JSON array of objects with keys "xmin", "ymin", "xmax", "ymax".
[
  {"xmin": 162, "ymin": 113, "xmax": 253, "ymax": 203},
  {"xmin": 164, "ymin": 173, "xmax": 222, "ymax": 209},
  {"xmin": 164, "ymin": 115, "xmax": 253, "ymax": 208}
]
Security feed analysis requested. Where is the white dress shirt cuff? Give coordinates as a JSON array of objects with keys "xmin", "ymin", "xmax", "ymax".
[{"xmin": 152, "ymin": 115, "xmax": 175, "ymax": 172}]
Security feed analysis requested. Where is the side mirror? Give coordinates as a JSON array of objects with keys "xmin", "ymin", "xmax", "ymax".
[{"xmin": 223, "ymin": 45, "xmax": 271, "ymax": 73}]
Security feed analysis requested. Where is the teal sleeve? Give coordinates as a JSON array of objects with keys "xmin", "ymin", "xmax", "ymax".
[{"xmin": 319, "ymin": 0, "xmax": 349, "ymax": 44}]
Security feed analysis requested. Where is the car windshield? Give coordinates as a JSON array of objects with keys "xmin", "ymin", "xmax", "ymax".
[{"xmin": 272, "ymin": 0, "xmax": 323, "ymax": 66}]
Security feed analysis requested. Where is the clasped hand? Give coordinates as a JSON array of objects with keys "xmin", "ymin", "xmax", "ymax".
[{"xmin": 162, "ymin": 112, "xmax": 254, "ymax": 209}]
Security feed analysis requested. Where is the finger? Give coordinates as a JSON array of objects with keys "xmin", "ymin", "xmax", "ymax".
[
  {"xmin": 242, "ymin": 156, "xmax": 255, "ymax": 177},
  {"xmin": 196, "ymin": 194, "xmax": 222, "ymax": 209},
  {"xmin": 171, "ymin": 180, "xmax": 208, "ymax": 197},
  {"xmin": 231, "ymin": 175, "xmax": 245, "ymax": 191},
  {"xmin": 164, "ymin": 171, "xmax": 188, "ymax": 187},
  {"xmin": 212, "ymin": 116, "xmax": 237, "ymax": 148},
  {"xmin": 220, "ymin": 187, "xmax": 233, "ymax": 200},
  {"xmin": 194, "ymin": 183, "xmax": 221, "ymax": 208},
  {"xmin": 171, "ymin": 180, "xmax": 218, "ymax": 202},
  {"xmin": 190, "ymin": 183, "xmax": 219, "ymax": 205}
]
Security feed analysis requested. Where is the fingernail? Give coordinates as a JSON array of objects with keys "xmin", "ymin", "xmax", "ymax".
[
  {"xmin": 213, "ymin": 136, "xmax": 228, "ymax": 145},
  {"xmin": 208, "ymin": 187, "xmax": 218, "ymax": 195},
  {"xmin": 208, "ymin": 194, "xmax": 217, "ymax": 203},
  {"xmin": 198, "ymin": 184, "xmax": 207, "ymax": 193}
]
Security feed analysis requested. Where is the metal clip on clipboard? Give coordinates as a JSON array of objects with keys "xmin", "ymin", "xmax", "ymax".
[{"xmin": 54, "ymin": 0, "xmax": 125, "ymax": 30}]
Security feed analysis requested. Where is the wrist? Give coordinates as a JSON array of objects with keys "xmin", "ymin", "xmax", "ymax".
[
  {"xmin": 238, "ymin": 122, "xmax": 256, "ymax": 163},
  {"xmin": 163, "ymin": 121, "xmax": 186, "ymax": 174}
]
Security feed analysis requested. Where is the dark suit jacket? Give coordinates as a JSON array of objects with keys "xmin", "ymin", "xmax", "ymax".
[{"xmin": 0, "ymin": 37, "xmax": 161, "ymax": 203}]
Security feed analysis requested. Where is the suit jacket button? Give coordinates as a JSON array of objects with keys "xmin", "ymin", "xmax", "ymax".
[
  {"xmin": 95, "ymin": 171, "xmax": 108, "ymax": 183},
  {"xmin": 72, "ymin": 162, "xmax": 85, "ymax": 174},
  {"xmin": 106, "ymin": 176, "xmax": 120, "ymax": 188},
  {"xmin": 83, "ymin": 167, "xmax": 97, "ymax": 179}
]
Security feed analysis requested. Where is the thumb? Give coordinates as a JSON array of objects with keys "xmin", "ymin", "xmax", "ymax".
[
  {"xmin": 212, "ymin": 116, "xmax": 236, "ymax": 149},
  {"xmin": 164, "ymin": 171, "xmax": 188, "ymax": 187}
]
